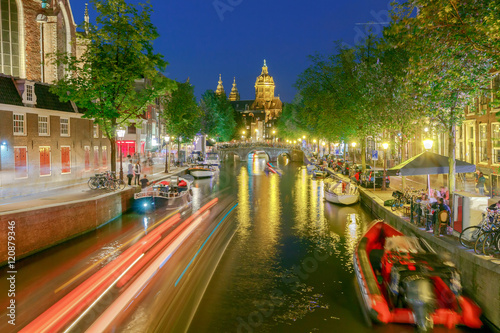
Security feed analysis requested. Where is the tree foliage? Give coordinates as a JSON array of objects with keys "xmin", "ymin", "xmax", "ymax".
[
  {"xmin": 51, "ymin": 0, "xmax": 174, "ymax": 172},
  {"xmin": 162, "ymin": 81, "xmax": 202, "ymax": 141},
  {"xmin": 199, "ymin": 90, "xmax": 237, "ymax": 142}
]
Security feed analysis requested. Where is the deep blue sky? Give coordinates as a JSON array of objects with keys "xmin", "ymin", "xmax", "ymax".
[{"xmin": 71, "ymin": 0, "xmax": 391, "ymax": 102}]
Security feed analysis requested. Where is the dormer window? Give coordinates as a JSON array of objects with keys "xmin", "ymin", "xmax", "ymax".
[{"xmin": 22, "ymin": 81, "xmax": 37, "ymax": 106}]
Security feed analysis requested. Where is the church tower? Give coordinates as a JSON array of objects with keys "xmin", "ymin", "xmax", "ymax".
[
  {"xmin": 228, "ymin": 77, "xmax": 240, "ymax": 101},
  {"xmin": 215, "ymin": 74, "xmax": 225, "ymax": 96},
  {"xmin": 254, "ymin": 59, "xmax": 275, "ymax": 103}
]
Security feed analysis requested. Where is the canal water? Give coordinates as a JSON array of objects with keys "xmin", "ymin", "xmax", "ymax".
[{"xmin": 188, "ymin": 157, "xmax": 484, "ymax": 333}]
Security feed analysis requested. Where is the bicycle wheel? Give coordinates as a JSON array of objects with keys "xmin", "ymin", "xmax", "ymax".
[
  {"xmin": 88, "ymin": 177, "xmax": 98, "ymax": 190},
  {"xmin": 116, "ymin": 179, "xmax": 126, "ymax": 190},
  {"xmin": 391, "ymin": 199, "xmax": 398, "ymax": 211},
  {"xmin": 483, "ymin": 231, "xmax": 499, "ymax": 256},
  {"xmin": 459, "ymin": 226, "xmax": 481, "ymax": 249},
  {"xmin": 474, "ymin": 231, "xmax": 490, "ymax": 255},
  {"xmin": 105, "ymin": 180, "xmax": 117, "ymax": 191}
]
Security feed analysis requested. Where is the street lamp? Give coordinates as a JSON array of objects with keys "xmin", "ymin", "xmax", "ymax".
[
  {"xmin": 423, "ymin": 139, "xmax": 434, "ymax": 196},
  {"xmin": 164, "ymin": 135, "xmax": 170, "ymax": 173},
  {"xmin": 116, "ymin": 127, "xmax": 126, "ymax": 180},
  {"xmin": 352, "ymin": 142, "xmax": 357, "ymax": 164},
  {"xmin": 272, "ymin": 130, "xmax": 276, "ymax": 143},
  {"xmin": 382, "ymin": 142, "xmax": 389, "ymax": 191}
]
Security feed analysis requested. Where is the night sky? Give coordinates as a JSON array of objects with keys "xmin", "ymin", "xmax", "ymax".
[{"xmin": 70, "ymin": 0, "xmax": 392, "ymax": 102}]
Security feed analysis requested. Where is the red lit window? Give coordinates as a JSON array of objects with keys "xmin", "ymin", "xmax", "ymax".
[
  {"xmin": 14, "ymin": 147, "xmax": 28, "ymax": 179},
  {"xmin": 84, "ymin": 146, "xmax": 90, "ymax": 171},
  {"xmin": 94, "ymin": 146, "xmax": 99, "ymax": 170},
  {"xmin": 61, "ymin": 146, "xmax": 71, "ymax": 174},
  {"xmin": 39, "ymin": 146, "xmax": 51, "ymax": 176}
]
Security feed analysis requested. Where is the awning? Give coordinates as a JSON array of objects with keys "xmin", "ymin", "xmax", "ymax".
[{"xmin": 387, "ymin": 151, "xmax": 476, "ymax": 176}]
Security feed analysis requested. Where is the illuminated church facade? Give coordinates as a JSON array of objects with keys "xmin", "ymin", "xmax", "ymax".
[{"xmin": 216, "ymin": 60, "xmax": 282, "ymax": 141}]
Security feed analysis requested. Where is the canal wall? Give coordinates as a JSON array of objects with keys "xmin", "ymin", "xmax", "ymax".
[
  {"xmin": 359, "ymin": 189, "xmax": 500, "ymax": 332},
  {"xmin": 0, "ymin": 168, "xmax": 188, "ymax": 266},
  {"xmin": 0, "ymin": 187, "xmax": 136, "ymax": 266}
]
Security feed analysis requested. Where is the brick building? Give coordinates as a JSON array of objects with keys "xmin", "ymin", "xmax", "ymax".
[{"xmin": 0, "ymin": 0, "xmax": 110, "ymax": 198}]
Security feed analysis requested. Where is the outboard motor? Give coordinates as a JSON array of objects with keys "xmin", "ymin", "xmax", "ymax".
[{"xmin": 403, "ymin": 277, "xmax": 435, "ymax": 331}]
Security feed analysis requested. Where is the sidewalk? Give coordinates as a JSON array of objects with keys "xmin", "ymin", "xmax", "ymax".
[{"xmin": 0, "ymin": 163, "xmax": 188, "ymax": 214}]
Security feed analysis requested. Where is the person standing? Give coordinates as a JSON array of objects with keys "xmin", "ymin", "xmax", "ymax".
[
  {"xmin": 477, "ymin": 172, "xmax": 486, "ymax": 196},
  {"xmin": 127, "ymin": 160, "xmax": 134, "ymax": 186},
  {"xmin": 140, "ymin": 174, "xmax": 150, "ymax": 189},
  {"xmin": 134, "ymin": 161, "xmax": 141, "ymax": 185}
]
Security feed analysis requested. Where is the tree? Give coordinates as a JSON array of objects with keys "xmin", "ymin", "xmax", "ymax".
[
  {"xmin": 51, "ymin": 0, "xmax": 174, "ymax": 174},
  {"xmin": 199, "ymin": 90, "xmax": 237, "ymax": 142},
  {"xmin": 388, "ymin": 0, "xmax": 495, "ymax": 194},
  {"xmin": 162, "ymin": 81, "xmax": 202, "ymax": 162}
]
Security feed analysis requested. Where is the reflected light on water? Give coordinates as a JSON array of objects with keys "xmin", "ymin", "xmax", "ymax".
[{"xmin": 236, "ymin": 166, "xmax": 251, "ymax": 239}]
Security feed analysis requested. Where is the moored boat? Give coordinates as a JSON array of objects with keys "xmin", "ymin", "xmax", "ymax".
[
  {"xmin": 134, "ymin": 176, "xmax": 193, "ymax": 212},
  {"xmin": 324, "ymin": 181, "xmax": 358, "ymax": 205},
  {"xmin": 313, "ymin": 169, "xmax": 327, "ymax": 178},
  {"xmin": 306, "ymin": 164, "xmax": 316, "ymax": 172},
  {"xmin": 266, "ymin": 162, "xmax": 282, "ymax": 176},
  {"xmin": 188, "ymin": 165, "xmax": 217, "ymax": 178},
  {"xmin": 353, "ymin": 220, "xmax": 482, "ymax": 331},
  {"xmin": 205, "ymin": 152, "xmax": 220, "ymax": 166}
]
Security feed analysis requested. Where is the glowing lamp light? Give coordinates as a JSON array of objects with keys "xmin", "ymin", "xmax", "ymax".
[
  {"xmin": 116, "ymin": 128, "xmax": 126, "ymax": 138},
  {"xmin": 294, "ymin": 140, "xmax": 296, "ymax": 144},
  {"xmin": 152, "ymin": 138, "xmax": 158, "ymax": 146},
  {"xmin": 242, "ymin": 130, "xmax": 246, "ymax": 134},
  {"xmin": 382, "ymin": 142, "xmax": 389, "ymax": 150},
  {"xmin": 272, "ymin": 130, "xmax": 276, "ymax": 134},
  {"xmin": 302, "ymin": 135, "xmax": 306, "ymax": 139},
  {"xmin": 352, "ymin": 142, "xmax": 357, "ymax": 148},
  {"xmin": 313, "ymin": 139, "xmax": 317, "ymax": 143},
  {"xmin": 143, "ymin": 203, "xmax": 148, "ymax": 207},
  {"xmin": 165, "ymin": 135, "xmax": 170, "ymax": 143},
  {"xmin": 424, "ymin": 127, "xmax": 429, "ymax": 132},
  {"xmin": 321, "ymin": 142, "xmax": 325, "ymax": 146},
  {"xmin": 423, "ymin": 139, "xmax": 434, "ymax": 150}
]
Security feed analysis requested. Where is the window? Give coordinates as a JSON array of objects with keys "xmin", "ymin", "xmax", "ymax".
[
  {"xmin": 84, "ymin": 146, "xmax": 90, "ymax": 171},
  {"xmin": 61, "ymin": 146, "xmax": 71, "ymax": 174},
  {"xmin": 39, "ymin": 146, "xmax": 51, "ymax": 176},
  {"xmin": 0, "ymin": 0, "xmax": 20, "ymax": 77},
  {"xmin": 38, "ymin": 116, "xmax": 49, "ymax": 135},
  {"xmin": 128, "ymin": 124, "xmax": 136, "ymax": 134},
  {"xmin": 60, "ymin": 118, "xmax": 69, "ymax": 136},
  {"xmin": 94, "ymin": 146, "xmax": 99, "ymax": 170},
  {"xmin": 14, "ymin": 146, "xmax": 27, "ymax": 179},
  {"xmin": 493, "ymin": 123, "xmax": 500, "ymax": 164},
  {"xmin": 479, "ymin": 124, "xmax": 488, "ymax": 163},
  {"xmin": 13, "ymin": 114, "xmax": 25, "ymax": 135},
  {"xmin": 93, "ymin": 123, "xmax": 99, "ymax": 138},
  {"xmin": 102, "ymin": 146, "xmax": 107, "ymax": 168}
]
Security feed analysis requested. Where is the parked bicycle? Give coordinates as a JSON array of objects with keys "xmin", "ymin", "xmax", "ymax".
[
  {"xmin": 459, "ymin": 209, "xmax": 500, "ymax": 253},
  {"xmin": 88, "ymin": 171, "xmax": 125, "ymax": 191}
]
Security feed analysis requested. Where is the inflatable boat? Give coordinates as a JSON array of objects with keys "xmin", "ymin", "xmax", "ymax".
[{"xmin": 353, "ymin": 220, "xmax": 482, "ymax": 331}]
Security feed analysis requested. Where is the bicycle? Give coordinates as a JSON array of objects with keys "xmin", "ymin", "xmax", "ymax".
[
  {"xmin": 459, "ymin": 209, "xmax": 499, "ymax": 249},
  {"xmin": 391, "ymin": 191, "xmax": 405, "ymax": 211}
]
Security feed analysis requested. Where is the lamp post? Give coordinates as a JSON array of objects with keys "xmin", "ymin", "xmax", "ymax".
[
  {"xmin": 116, "ymin": 127, "xmax": 126, "ymax": 180},
  {"xmin": 272, "ymin": 130, "xmax": 276, "ymax": 143},
  {"xmin": 352, "ymin": 142, "xmax": 357, "ymax": 164},
  {"xmin": 164, "ymin": 135, "xmax": 170, "ymax": 173},
  {"xmin": 423, "ymin": 139, "xmax": 434, "ymax": 196},
  {"xmin": 382, "ymin": 142, "xmax": 389, "ymax": 191}
]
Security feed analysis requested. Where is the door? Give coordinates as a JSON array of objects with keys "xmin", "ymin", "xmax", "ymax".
[
  {"xmin": 61, "ymin": 146, "xmax": 71, "ymax": 174},
  {"xmin": 84, "ymin": 146, "xmax": 90, "ymax": 171}
]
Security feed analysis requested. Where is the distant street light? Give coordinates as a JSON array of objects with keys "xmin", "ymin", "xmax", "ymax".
[
  {"xmin": 164, "ymin": 135, "xmax": 170, "ymax": 173},
  {"xmin": 382, "ymin": 142, "xmax": 389, "ymax": 191},
  {"xmin": 423, "ymin": 139, "xmax": 434, "ymax": 150},
  {"xmin": 352, "ymin": 142, "xmax": 357, "ymax": 164},
  {"xmin": 116, "ymin": 127, "xmax": 126, "ymax": 180}
]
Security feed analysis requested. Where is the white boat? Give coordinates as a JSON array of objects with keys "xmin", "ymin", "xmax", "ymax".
[
  {"xmin": 188, "ymin": 165, "xmax": 218, "ymax": 178},
  {"xmin": 306, "ymin": 164, "xmax": 317, "ymax": 172},
  {"xmin": 313, "ymin": 169, "xmax": 327, "ymax": 178},
  {"xmin": 324, "ymin": 181, "xmax": 359, "ymax": 205},
  {"xmin": 252, "ymin": 150, "xmax": 269, "ymax": 161},
  {"xmin": 134, "ymin": 176, "xmax": 193, "ymax": 211},
  {"xmin": 205, "ymin": 152, "xmax": 220, "ymax": 166}
]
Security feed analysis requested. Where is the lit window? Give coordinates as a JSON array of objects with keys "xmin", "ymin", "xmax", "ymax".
[
  {"xmin": 60, "ymin": 118, "xmax": 70, "ymax": 136},
  {"xmin": 13, "ymin": 114, "xmax": 25, "ymax": 135},
  {"xmin": 492, "ymin": 123, "xmax": 500, "ymax": 164},
  {"xmin": 479, "ymin": 124, "xmax": 488, "ymax": 163},
  {"xmin": 38, "ymin": 116, "xmax": 49, "ymax": 135},
  {"xmin": 0, "ymin": 0, "xmax": 20, "ymax": 77}
]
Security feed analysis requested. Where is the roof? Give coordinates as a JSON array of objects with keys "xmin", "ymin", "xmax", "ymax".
[
  {"xmin": 0, "ymin": 76, "xmax": 23, "ymax": 106},
  {"xmin": 387, "ymin": 151, "xmax": 476, "ymax": 176},
  {"xmin": 35, "ymin": 83, "xmax": 76, "ymax": 112}
]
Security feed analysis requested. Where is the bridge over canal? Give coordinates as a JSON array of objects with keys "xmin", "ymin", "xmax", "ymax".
[{"xmin": 217, "ymin": 145, "xmax": 304, "ymax": 162}]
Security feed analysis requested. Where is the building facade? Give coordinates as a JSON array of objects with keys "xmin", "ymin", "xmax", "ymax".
[
  {"xmin": 0, "ymin": 0, "xmax": 112, "ymax": 198},
  {"xmin": 217, "ymin": 60, "xmax": 282, "ymax": 141}
]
